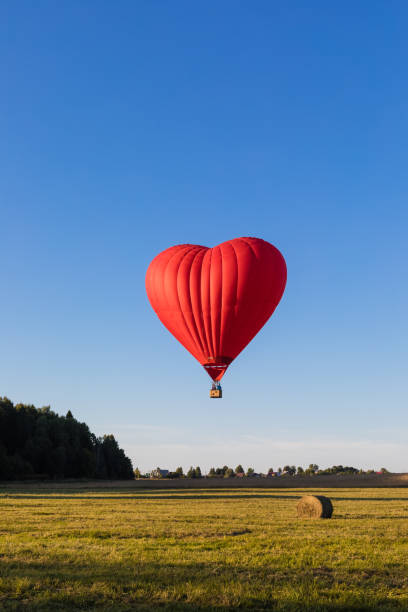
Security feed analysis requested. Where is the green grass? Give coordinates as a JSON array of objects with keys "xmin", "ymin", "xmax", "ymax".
[{"xmin": 1, "ymin": 486, "xmax": 408, "ymax": 610}]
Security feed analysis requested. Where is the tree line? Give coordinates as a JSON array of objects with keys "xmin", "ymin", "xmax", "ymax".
[
  {"xmin": 136, "ymin": 463, "xmax": 389, "ymax": 479},
  {"xmin": 0, "ymin": 397, "xmax": 134, "ymax": 480}
]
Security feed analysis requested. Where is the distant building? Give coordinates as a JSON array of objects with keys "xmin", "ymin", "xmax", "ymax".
[{"xmin": 150, "ymin": 468, "xmax": 169, "ymax": 478}]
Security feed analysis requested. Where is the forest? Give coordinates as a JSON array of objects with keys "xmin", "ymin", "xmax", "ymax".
[{"xmin": 0, "ymin": 397, "xmax": 134, "ymax": 480}]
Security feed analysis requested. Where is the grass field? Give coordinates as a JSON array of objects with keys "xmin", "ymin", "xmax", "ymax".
[{"xmin": 1, "ymin": 486, "xmax": 408, "ymax": 610}]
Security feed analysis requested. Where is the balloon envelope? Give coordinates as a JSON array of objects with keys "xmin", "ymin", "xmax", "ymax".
[{"xmin": 145, "ymin": 237, "xmax": 287, "ymax": 381}]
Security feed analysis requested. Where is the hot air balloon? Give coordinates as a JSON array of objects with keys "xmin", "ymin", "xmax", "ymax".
[{"xmin": 145, "ymin": 237, "xmax": 287, "ymax": 397}]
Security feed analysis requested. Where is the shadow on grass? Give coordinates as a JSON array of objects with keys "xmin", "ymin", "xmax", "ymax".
[
  {"xmin": 0, "ymin": 493, "xmax": 302, "ymax": 501},
  {"xmin": 0, "ymin": 558, "xmax": 404, "ymax": 611},
  {"xmin": 0, "ymin": 602, "xmax": 389, "ymax": 611},
  {"xmin": 3, "ymin": 493, "xmax": 408, "ymax": 505},
  {"xmin": 330, "ymin": 497, "xmax": 408, "ymax": 502},
  {"xmin": 0, "ymin": 603, "xmax": 394, "ymax": 612}
]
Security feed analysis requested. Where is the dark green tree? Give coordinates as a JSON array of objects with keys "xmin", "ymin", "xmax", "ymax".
[{"xmin": 0, "ymin": 397, "xmax": 133, "ymax": 480}]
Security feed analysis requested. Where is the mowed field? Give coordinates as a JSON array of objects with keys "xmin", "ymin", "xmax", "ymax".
[{"xmin": 1, "ymin": 486, "xmax": 408, "ymax": 611}]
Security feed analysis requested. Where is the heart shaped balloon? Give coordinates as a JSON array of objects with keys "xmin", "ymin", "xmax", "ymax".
[{"xmin": 145, "ymin": 237, "xmax": 286, "ymax": 381}]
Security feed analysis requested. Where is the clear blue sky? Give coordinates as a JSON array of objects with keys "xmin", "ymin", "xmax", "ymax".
[{"xmin": 2, "ymin": 1, "xmax": 407, "ymax": 472}]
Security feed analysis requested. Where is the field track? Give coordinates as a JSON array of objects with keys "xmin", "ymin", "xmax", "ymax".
[{"xmin": 1, "ymin": 472, "xmax": 408, "ymax": 490}]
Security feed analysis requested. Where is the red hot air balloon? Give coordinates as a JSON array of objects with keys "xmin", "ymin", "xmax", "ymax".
[{"xmin": 145, "ymin": 237, "xmax": 286, "ymax": 397}]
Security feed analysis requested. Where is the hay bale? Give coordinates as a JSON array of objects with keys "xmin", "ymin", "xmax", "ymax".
[{"xmin": 297, "ymin": 495, "xmax": 333, "ymax": 519}]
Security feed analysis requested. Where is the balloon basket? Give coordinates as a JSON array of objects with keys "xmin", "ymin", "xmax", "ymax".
[{"xmin": 210, "ymin": 384, "xmax": 222, "ymax": 399}]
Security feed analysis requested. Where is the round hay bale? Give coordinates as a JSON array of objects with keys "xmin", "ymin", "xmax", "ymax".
[{"xmin": 297, "ymin": 495, "xmax": 333, "ymax": 519}]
